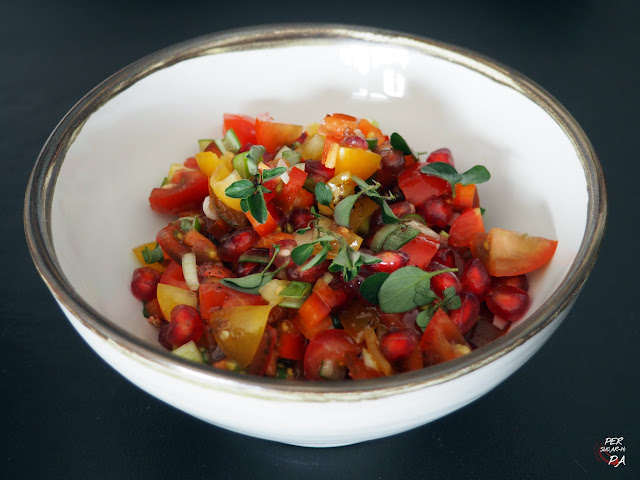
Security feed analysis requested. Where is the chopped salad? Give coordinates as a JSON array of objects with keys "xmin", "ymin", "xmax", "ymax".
[{"xmin": 130, "ymin": 113, "xmax": 558, "ymax": 380}]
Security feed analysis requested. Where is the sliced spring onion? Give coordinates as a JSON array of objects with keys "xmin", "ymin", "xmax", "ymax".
[
  {"xmin": 171, "ymin": 340, "xmax": 205, "ymax": 364},
  {"xmin": 238, "ymin": 252, "xmax": 271, "ymax": 264},
  {"xmin": 274, "ymin": 146, "xmax": 292, "ymax": 161},
  {"xmin": 202, "ymin": 196, "xmax": 219, "ymax": 221},
  {"xmin": 278, "ymin": 297, "xmax": 306, "ymax": 309},
  {"xmin": 279, "ymin": 281, "xmax": 311, "ymax": 298},
  {"xmin": 198, "ymin": 139, "xmax": 214, "ymax": 152},
  {"xmin": 283, "ymin": 150, "xmax": 302, "ymax": 165},
  {"xmin": 258, "ymin": 279, "xmax": 289, "ymax": 305},
  {"xmin": 181, "ymin": 252, "xmax": 199, "ymax": 291}
]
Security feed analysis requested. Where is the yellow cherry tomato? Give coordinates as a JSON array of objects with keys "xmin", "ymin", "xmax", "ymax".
[{"xmin": 334, "ymin": 146, "xmax": 381, "ymax": 180}]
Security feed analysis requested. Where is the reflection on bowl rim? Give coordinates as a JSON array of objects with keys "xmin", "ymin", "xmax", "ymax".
[{"xmin": 24, "ymin": 23, "xmax": 606, "ymax": 401}]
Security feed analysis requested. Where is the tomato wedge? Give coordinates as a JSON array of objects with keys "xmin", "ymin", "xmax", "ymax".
[
  {"xmin": 149, "ymin": 169, "xmax": 209, "ymax": 215},
  {"xmin": 255, "ymin": 113, "xmax": 303, "ymax": 153},
  {"xmin": 470, "ymin": 228, "xmax": 558, "ymax": 277},
  {"xmin": 420, "ymin": 308, "xmax": 470, "ymax": 366},
  {"xmin": 448, "ymin": 207, "xmax": 484, "ymax": 249},
  {"xmin": 304, "ymin": 329, "xmax": 361, "ymax": 380},
  {"xmin": 223, "ymin": 113, "xmax": 256, "ymax": 146},
  {"xmin": 400, "ymin": 233, "xmax": 439, "ymax": 269}
]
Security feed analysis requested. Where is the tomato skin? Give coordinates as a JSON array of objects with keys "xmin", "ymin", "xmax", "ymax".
[
  {"xmin": 420, "ymin": 308, "xmax": 470, "ymax": 366},
  {"xmin": 198, "ymin": 279, "xmax": 267, "ymax": 321},
  {"xmin": 275, "ymin": 167, "xmax": 308, "ymax": 213},
  {"xmin": 448, "ymin": 207, "xmax": 485, "ymax": 249},
  {"xmin": 398, "ymin": 163, "xmax": 450, "ymax": 206},
  {"xmin": 156, "ymin": 224, "xmax": 191, "ymax": 264},
  {"xmin": 255, "ymin": 114, "xmax": 303, "ymax": 153},
  {"xmin": 426, "ymin": 148, "xmax": 455, "ymax": 167},
  {"xmin": 471, "ymin": 228, "xmax": 558, "ymax": 277},
  {"xmin": 400, "ymin": 234, "xmax": 439, "ymax": 269},
  {"xmin": 248, "ymin": 325, "xmax": 278, "ymax": 376},
  {"xmin": 223, "ymin": 113, "xmax": 256, "ymax": 146},
  {"xmin": 304, "ymin": 159, "xmax": 335, "ymax": 184},
  {"xmin": 277, "ymin": 331, "xmax": 307, "ymax": 361},
  {"xmin": 159, "ymin": 260, "xmax": 188, "ymax": 290},
  {"xmin": 304, "ymin": 329, "xmax": 361, "ymax": 380},
  {"xmin": 149, "ymin": 169, "xmax": 209, "ymax": 215}
]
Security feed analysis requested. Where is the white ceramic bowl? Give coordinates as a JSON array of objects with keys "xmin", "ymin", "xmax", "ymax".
[{"xmin": 25, "ymin": 24, "xmax": 606, "ymax": 447}]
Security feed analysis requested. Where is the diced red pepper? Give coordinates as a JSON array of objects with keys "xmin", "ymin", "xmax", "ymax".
[
  {"xmin": 246, "ymin": 208, "xmax": 279, "ymax": 237},
  {"xmin": 453, "ymin": 183, "xmax": 480, "ymax": 211},
  {"xmin": 149, "ymin": 169, "xmax": 209, "ymax": 215},
  {"xmin": 295, "ymin": 292, "xmax": 333, "ymax": 339},
  {"xmin": 159, "ymin": 260, "xmax": 188, "ymax": 290},
  {"xmin": 223, "ymin": 113, "xmax": 257, "ymax": 146}
]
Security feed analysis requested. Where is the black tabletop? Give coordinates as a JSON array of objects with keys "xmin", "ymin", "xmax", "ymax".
[{"xmin": 3, "ymin": 1, "xmax": 638, "ymax": 478}]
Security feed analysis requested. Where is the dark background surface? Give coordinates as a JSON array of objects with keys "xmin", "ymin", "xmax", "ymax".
[{"xmin": 2, "ymin": 0, "xmax": 638, "ymax": 478}]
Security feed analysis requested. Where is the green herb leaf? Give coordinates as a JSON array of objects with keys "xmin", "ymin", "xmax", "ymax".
[
  {"xmin": 333, "ymin": 191, "xmax": 363, "ymax": 227},
  {"xmin": 416, "ymin": 309, "xmax": 434, "ymax": 329},
  {"xmin": 315, "ymin": 182, "xmax": 333, "ymax": 207},
  {"xmin": 225, "ymin": 179, "xmax": 255, "ymax": 199},
  {"xmin": 141, "ymin": 244, "xmax": 164, "ymax": 264},
  {"xmin": 300, "ymin": 242, "xmax": 329, "ymax": 271},
  {"xmin": 377, "ymin": 266, "xmax": 458, "ymax": 313},
  {"xmin": 246, "ymin": 191, "xmax": 268, "ymax": 224},
  {"xmin": 262, "ymin": 166, "xmax": 287, "ymax": 181},
  {"xmin": 222, "ymin": 245, "xmax": 280, "ymax": 294},
  {"xmin": 283, "ymin": 150, "xmax": 302, "ymax": 165},
  {"xmin": 359, "ymin": 251, "xmax": 382, "ymax": 265},
  {"xmin": 291, "ymin": 243, "xmax": 315, "ymax": 265},
  {"xmin": 365, "ymin": 138, "xmax": 378, "ymax": 151},
  {"xmin": 458, "ymin": 165, "xmax": 491, "ymax": 185},
  {"xmin": 240, "ymin": 198, "xmax": 249, "ymax": 213},
  {"xmin": 390, "ymin": 132, "xmax": 413, "ymax": 156},
  {"xmin": 379, "ymin": 200, "xmax": 400, "ymax": 224},
  {"xmin": 360, "ymin": 272, "xmax": 390, "ymax": 304},
  {"xmin": 279, "ymin": 281, "xmax": 311, "ymax": 298},
  {"xmin": 419, "ymin": 162, "xmax": 491, "ymax": 197},
  {"xmin": 248, "ymin": 145, "xmax": 266, "ymax": 166}
]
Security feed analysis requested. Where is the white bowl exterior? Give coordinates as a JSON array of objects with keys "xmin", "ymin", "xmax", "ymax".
[
  {"xmin": 59, "ymin": 299, "xmax": 570, "ymax": 447},
  {"xmin": 45, "ymin": 35, "xmax": 591, "ymax": 446}
]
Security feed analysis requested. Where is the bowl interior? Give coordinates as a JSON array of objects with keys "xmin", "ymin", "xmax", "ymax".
[{"xmin": 50, "ymin": 36, "xmax": 587, "ymax": 352}]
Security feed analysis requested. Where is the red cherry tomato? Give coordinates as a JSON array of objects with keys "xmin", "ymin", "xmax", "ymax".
[
  {"xmin": 304, "ymin": 329, "xmax": 361, "ymax": 380},
  {"xmin": 149, "ymin": 169, "xmax": 209, "ymax": 215},
  {"xmin": 223, "ymin": 113, "xmax": 256, "ymax": 146}
]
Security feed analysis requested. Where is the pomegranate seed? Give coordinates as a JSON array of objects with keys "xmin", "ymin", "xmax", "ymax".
[
  {"xmin": 378, "ymin": 148, "xmax": 405, "ymax": 175},
  {"xmin": 461, "ymin": 258, "xmax": 492, "ymax": 300},
  {"xmin": 426, "ymin": 261, "xmax": 461, "ymax": 298},
  {"xmin": 418, "ymin": 196, "xmax": 453, "ymax": 229},
  {"xmin": 218, "ymin": 227, "xmax": 260, "ymax": 263},
  {"xmin": 131, "ymin": 267, "xmax": 162, "ymax": 302},
  {"xmin": 485, "ymin": 285, "xmax": 530, "ymax": 322},
  {"xmin": 492, "ymin": 274, "xmax": 529, "ymax": 292},
  {"xmin": 341, "ymin": 135, "xmax": 368, "ymax": 149},
  {"xmin": 286, "ymin": 259, "xmax": 330, "ymax": 283},
  {"xmin": 426, "ymin": 148, "xmax": 454, "ymax": 167},
  {"xmin": 432, "ymin": 247, "xmax": 456, "ymax": 268},
  {"xmin": 166, "ymin": 304, "xmax": 204, "ymax": 348},
  {"xmin": 238, "ymin": 143, "xmax": 253, "ymax": 153},
  {"xmin": 449, "ymin": 291, "xmax": 480, "ymax": 334},
  {"xmin": 235, "ymin": 261, "xmax": 262, "ymax": 276},
  {"xmin": 288, "ymin": 207, "xmax": 316, "ymax": 231},
  {"xmin": 304, "ymin": 159, "xmax": 334, "ymax": 184},
  {"xmin": 379, "ymin": 329, "xmax": 419, "ymax": 362},
  {"xmin": 365, "ymin": 250, "xmax": 409, "ymax": 274}
]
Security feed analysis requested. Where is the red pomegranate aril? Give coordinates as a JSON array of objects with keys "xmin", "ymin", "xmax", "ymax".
[
  {"xmin": 378, "ymin": 148, "xmax": 405, "ymax": 174},
  {"xmin": 366, "ymin": 250, "xmax": 409, "ymax": 274},
  {"xmin": 485, "ymin": 285, "xmax": 530, "ymax": 322},
  {"xmin": 287, "ymin": 259, "xmax": 331, "ymax": 283},
  {"xmin": 166, "ymin": 304, "xmax": 204, "ymax": 348},
  {"xmin": 341, "ymin": 135, "xmax": 368, "ymax": 149},
  {"xmin": 131, "ymin": 267, "xmax": 162, "ymax": 302},
  {"xmin": 418, "ymin": 196, "xmax": 453, "ymax": 230},
  {"xmin": 288, "ymin": 207, "xmax": 316, "ymax": 231},
  {"xmin": 449, "ymin": 291, "xmax": 480, "ymax": 334},
  {"xmin": 492, "ymin": 274, "xmax": 529, "ymax": 292},
  {"xmin": 379, "ymin": 329, "xmax": 420, "ymax": 362},
  {"xmin": 426, "ymin": 261, "xmax": 461, "ymax": 298},
  {"xmin": 218, "ymin": 227, "xmax": 260, "ymax": 263},
  {"xmin": 426, "ymin": 148, "xmax": 455, "ymax": 167},
  {"xmin": 461, "ymin": 258, "xmax": 492, "ymax": 301},
  {"xmin": 432, "ymin": 247, "xmax": 456, "ymax": 269},
  {"xmin": 235, "ymin": 261, "xmax": 262, "ymax": 277}
]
